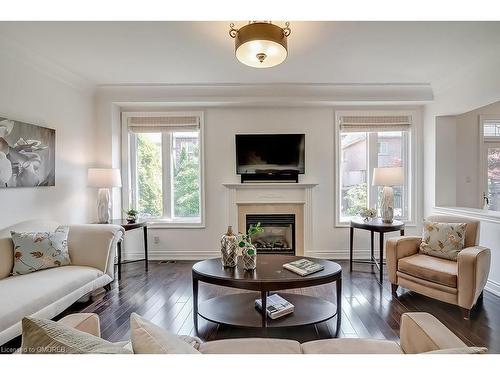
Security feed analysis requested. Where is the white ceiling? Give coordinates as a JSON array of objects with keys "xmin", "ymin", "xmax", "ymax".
[{"xmin": 1, "ymin": 21, "xmax": 499, "ymax": 87}]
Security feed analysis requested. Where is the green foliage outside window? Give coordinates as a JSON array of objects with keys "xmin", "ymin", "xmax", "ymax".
[
  {"xmin": 345, "ymin": 183, "xmax": 367, "ymax": 216},
  {"xmin": 137, "ymin": 135, "xmax": 162, "ymax": 217},
  {"xmin": 174, "ymin": 145, "xmax": 200, "ymax": 217}
]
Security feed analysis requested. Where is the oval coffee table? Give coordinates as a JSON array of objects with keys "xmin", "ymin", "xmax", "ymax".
[{"xmin": 192, "ymin": 255, "xmax": 342, "ymax": 337}]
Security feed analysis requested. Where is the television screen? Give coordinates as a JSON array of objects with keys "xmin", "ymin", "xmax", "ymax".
[{"xmin": 235, "ymin": 134, "xmax": 305, "ymax": 174}]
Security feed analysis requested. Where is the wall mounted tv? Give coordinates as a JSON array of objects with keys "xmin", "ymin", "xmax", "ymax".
[{"xmin": 235, "ymin": 134, "xmax": 305, "ymax": 182}]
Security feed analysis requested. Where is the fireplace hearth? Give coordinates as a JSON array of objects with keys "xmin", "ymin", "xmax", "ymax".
[{"xmin": 246, "ymin": 214, "xmax": 295, "ymax": 255}]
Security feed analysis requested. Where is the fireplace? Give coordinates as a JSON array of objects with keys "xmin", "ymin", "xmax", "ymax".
[{"xmin": 246, "ymin": 214, "xmax": 295, "ymax": 255}]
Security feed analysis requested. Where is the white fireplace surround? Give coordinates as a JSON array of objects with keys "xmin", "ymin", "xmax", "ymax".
[{"xmin": 223, "ymin": 183, "xmax": 318, "ymax": 255}]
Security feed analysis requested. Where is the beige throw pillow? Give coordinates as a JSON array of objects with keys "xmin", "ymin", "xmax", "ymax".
[
  {"xmin": 21, "ymin": 316, "xmax": 131, "ymax": 354},
  {"xmin": 130, "ymin": 313, "xmax": 200, "ymax": 354},
  {"xmin": 419, "ymin": 221, "xmax": 467, "ymax": 260}
]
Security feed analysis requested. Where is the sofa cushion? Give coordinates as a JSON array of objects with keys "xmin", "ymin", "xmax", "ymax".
[
  {"xmin": 419, "ymin": 221, "xmax": 467, "ymax": 260},
  {"xmin": 199, "ymin": 338, "xmax": 302, "ymax": 354},
  {"xmin": 130, "ymin": 313, "xmax": 200, "ymax": 354},
  {"xmin": 398, "ymin": 254, "xmax": 458, "ymax": 287},
  {"xmin": 20, "ymin": 316, "xmax": 131, "ymax": 354},
  {"xmin": 301, "ymin": 338, "xmax": 403, "ymax": 354},
  {"xmin": 11, "ymin": 226, "xmax": 71, "ymax": 275},
  {"xmin": 0, "ymin": 265, "xmax": 104, "ymax": 336}
]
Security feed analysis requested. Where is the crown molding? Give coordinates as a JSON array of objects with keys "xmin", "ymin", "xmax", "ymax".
[
  {"xmin": 0, "ymin": 33, "xmax": 95, "ymax": 93},
  {"xmin": 96, "ymin": 83, "xmax": 433, "ymax": 106}
]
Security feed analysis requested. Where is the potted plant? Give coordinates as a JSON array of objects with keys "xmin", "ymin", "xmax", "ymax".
[
  {"xmin": 124, "ymin": 209, "xmax": 139, "ymax": 223},
  {"xmin": 238, "ymin": 223, "xmax": 263, "ymax": 270}
]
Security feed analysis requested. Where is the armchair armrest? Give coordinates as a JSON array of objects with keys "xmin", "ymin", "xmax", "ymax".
[
  {"xmin": 68, "ymin": 224, "xmax": 124, "ymax": 279},
  {"xmin": 386, "ymin": 236, "xmax": 422, "ymax": 284},
  {"xmin": 57, "ymin": 313, "xmax": 101, "ymax": 337},
  {"xmin": 399, "ymin": 312, "xmax": 467, "ymax": 353},
  {"xmin": 458, "ymin": 246, "xmax": 491, "ymax": 309}
]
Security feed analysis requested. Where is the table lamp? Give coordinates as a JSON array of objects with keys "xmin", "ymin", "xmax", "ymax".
[
  {"xmin": 372, "ymin": 167, "xmax": 404, "ymax": 223},
  {"xmin": 88, "ymin": 168, "xmax": 122, "ymax": 223}
]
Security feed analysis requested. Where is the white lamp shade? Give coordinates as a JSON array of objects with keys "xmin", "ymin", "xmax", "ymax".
[
  {"xmin": 372, "ymin": 167, "xmax": 404, "ymax": 186},
  {"xmin": 88, "ymin": 168, "xmax": 122, "ymax": 188}
]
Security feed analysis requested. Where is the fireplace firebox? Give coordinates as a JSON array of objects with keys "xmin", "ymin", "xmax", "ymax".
[{"xmin": 246, "ymin": 214, "xmax": 295, "ymax": 255}]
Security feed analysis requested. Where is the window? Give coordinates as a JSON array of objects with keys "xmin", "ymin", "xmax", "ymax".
[
  {"xmin": 336, "ymin": 114, "xmax": 412, "ymax": 224},
  {"xmin": 378, "ymin": 141, "xmax": 389, "ymax": 155},
  {"xmin": 480, "ymin": 117, "xmax": 500, "ymax": 211},
  {"xmin": 123, "ymin": 112, "xmax": 204, "ymax": 226}
]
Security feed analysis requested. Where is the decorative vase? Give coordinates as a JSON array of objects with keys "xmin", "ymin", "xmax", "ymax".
[
  {"xmin": 380, "ymin": 186, "xmax": 395, "ymax": 223},
  {"xmin": 242, "ymin": 244, "xmax": 257, "ymax": 271},
  {"xmin": 220, "ymin": 226, "xmax": 238, "ymax": 268}
]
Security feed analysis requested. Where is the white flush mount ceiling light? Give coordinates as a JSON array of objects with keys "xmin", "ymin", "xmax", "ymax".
[{"xmin": 229, "ymin": 21, "xmax": 291, "ymax": 68}]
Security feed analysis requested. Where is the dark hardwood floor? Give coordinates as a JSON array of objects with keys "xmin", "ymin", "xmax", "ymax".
[{"xmin": 4, "ymin": 259, "xmax": 500, "ymax": 352}]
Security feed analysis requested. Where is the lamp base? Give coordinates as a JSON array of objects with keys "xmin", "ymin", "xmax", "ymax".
[
  {"xmin": 97, "ymin": 188, "xmax": 111, "ymax": 224},
  {"xmin": 380, "ymin": 186, "xmax": 394, "ymax": 224}
]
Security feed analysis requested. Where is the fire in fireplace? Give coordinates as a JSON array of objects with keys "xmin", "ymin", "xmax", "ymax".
[{"xmin": 246, "ymin": 214, "xmax": 295, "ymax": 255}]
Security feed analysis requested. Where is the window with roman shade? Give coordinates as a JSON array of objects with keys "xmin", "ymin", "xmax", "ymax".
[
  {"xmin": 336, "ymin": 113, "xmax": 413, "ymax": 223},
  {"xmin": 124, "ymin": 112, "xmax": 204, "ymax": 225}
]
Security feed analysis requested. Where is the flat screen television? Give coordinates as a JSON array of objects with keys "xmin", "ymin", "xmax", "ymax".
[{"xmin": 235, "ymin": 134, "xmax": 305, "ymax": 175}]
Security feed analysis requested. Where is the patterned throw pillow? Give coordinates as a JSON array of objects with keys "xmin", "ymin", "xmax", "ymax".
[
  {"xmin": 419, "ymin": 221, "xmax": 467, "ymax": 260},
  {"xmin": 11, "ymin": 226, "xmax": 71, "ymax": 275}
]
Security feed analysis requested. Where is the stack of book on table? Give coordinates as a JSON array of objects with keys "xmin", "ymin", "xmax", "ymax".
[
  {"xmin": 283, "ymin": 258, "xmax": 325, "ymax": 276},
  {"xmin": 255, "ymin": 294, "xmax": 294, "ymax": 319}
]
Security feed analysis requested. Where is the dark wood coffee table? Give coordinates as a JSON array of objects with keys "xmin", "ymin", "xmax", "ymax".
[{"xmin": 192, "ymin": 255, "xmax": 342, "ymax": 337}]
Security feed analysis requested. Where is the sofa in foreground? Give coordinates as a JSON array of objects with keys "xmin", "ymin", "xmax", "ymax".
[
  {"xmin": 27, "ymin": 311, "xmax": 485, "ymax": 354},
  {"xmin": 0, "ymin": 220, "xmax": 123, "ymax": 345}
]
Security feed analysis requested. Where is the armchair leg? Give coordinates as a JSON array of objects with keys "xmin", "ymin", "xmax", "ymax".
[
  {"xmin": 391, "ymin": 283, "xmax": 398, "ymax": 296},
  {"xmin": 477, "ymin": 291, "xmax": 484, "ymax": 304},
  {"xmin": 103, "ymin": 283, "xmax": 111, "ymax": 292},
  {"xmin": 460, "ymin": 307, "xmax": 471, "ymax": 320}
]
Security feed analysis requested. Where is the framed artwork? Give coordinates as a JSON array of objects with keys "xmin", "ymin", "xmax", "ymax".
[{"xmin": 0, "ymin": 116, "xmax": 55, "ymax": 188}]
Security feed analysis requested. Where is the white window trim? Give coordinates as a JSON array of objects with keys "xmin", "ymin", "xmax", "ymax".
[
  {"xmin": 121, "ymin": 111, "xmax": 206, "ymax": 228},
  {"xmin": 479, "ymin": 115, "xmax": 500, "ymax": 210},
  {"xmin": 334, "ymin": 110, "xmax": 417, "ymax": 227}
]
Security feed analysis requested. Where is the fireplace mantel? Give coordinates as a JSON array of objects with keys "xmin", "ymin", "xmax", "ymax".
[{"xmin": 222, "ymin": 182, "xmax": 317, "ymax": 255}]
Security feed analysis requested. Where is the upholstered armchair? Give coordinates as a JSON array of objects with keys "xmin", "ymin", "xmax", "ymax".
[{"xmin": 386, "ymin": 215, "xmax": 491, "ymax": 320}]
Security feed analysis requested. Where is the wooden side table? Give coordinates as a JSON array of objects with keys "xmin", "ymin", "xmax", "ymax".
[
  {"xmin": 109, "ymin": 219, "xmax": 149, "ymax": 280},
  {"xmin": 349, "ymin": 218, "xmax": 404, "ymax": 284}
]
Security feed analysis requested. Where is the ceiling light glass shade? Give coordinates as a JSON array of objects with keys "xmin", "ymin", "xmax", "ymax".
[{"xmin": 232, "ymin": 22, "xmax": 289, "ymax": 68}]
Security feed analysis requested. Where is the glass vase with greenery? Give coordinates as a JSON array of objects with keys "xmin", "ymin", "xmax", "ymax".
[{"xmin": 238, "ymin": 223, "xmax": 263, "ymax": 270}]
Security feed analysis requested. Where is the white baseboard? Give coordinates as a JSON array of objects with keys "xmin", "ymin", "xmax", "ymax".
[
  {"xmin": 485, "ymin": 280, "xmax": 500, "ymax": 297},
  {"xmin": 122, "ymin": 249, "xmax": 376, "ymax": 261},
  {"xmin": 305, "ymin": 250, "xmax": 374, "ymax": 260}
]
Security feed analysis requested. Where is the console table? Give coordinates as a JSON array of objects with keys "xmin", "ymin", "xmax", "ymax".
[
  {"xmin": 349, "ymin": 218, "xmax": 404, "ymax": 284},
  {"xmin": 192, "ymin": 255, "xmax": 342, "ymax": 337},
  {"xmin": 109, "ymin": 219, "xmax": 149, "ymax": 280}
]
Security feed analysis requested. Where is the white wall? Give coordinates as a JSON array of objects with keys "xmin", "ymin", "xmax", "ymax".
[
  {"xmin": 424, "ymin": 56, "xmax": 500, "ymax": 296},
  {"xmin": 0, "ymin": 40, "xmax": 95, "ymax": 228},
  {"xmin": 435, "ymin": 116, "xmax": 457, "ymax": 206},
  {"xmin": 95, "ymin": 86, "xmax": 424, "ymax": 260}
]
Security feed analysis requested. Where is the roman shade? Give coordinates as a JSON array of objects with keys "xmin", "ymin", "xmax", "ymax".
[
  {"xmin": 339, "ymin": 115, "xmax": 412, "ymax": 132},
  {"xmin": 127, "ymin": 115, "xmax": 200, "ymax": 133}
]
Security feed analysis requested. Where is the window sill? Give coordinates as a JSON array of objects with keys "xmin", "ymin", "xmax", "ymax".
[{"xmin": 145, "ymin": 220, "xmax": 205, "ymax": 229}]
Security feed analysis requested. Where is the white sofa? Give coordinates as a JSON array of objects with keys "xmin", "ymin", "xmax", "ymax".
[
  {"xmin": 57, "ymin": 311, "xmax": 482, "ymax": 354},
  {"xmin": 0, "ymin": 220, "xmax": 123, "ymax": 345}
]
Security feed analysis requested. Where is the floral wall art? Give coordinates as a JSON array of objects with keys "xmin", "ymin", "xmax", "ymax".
[{"xmin": 0, "ymin": 117, "xmax": 55, "ymax": 188}]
